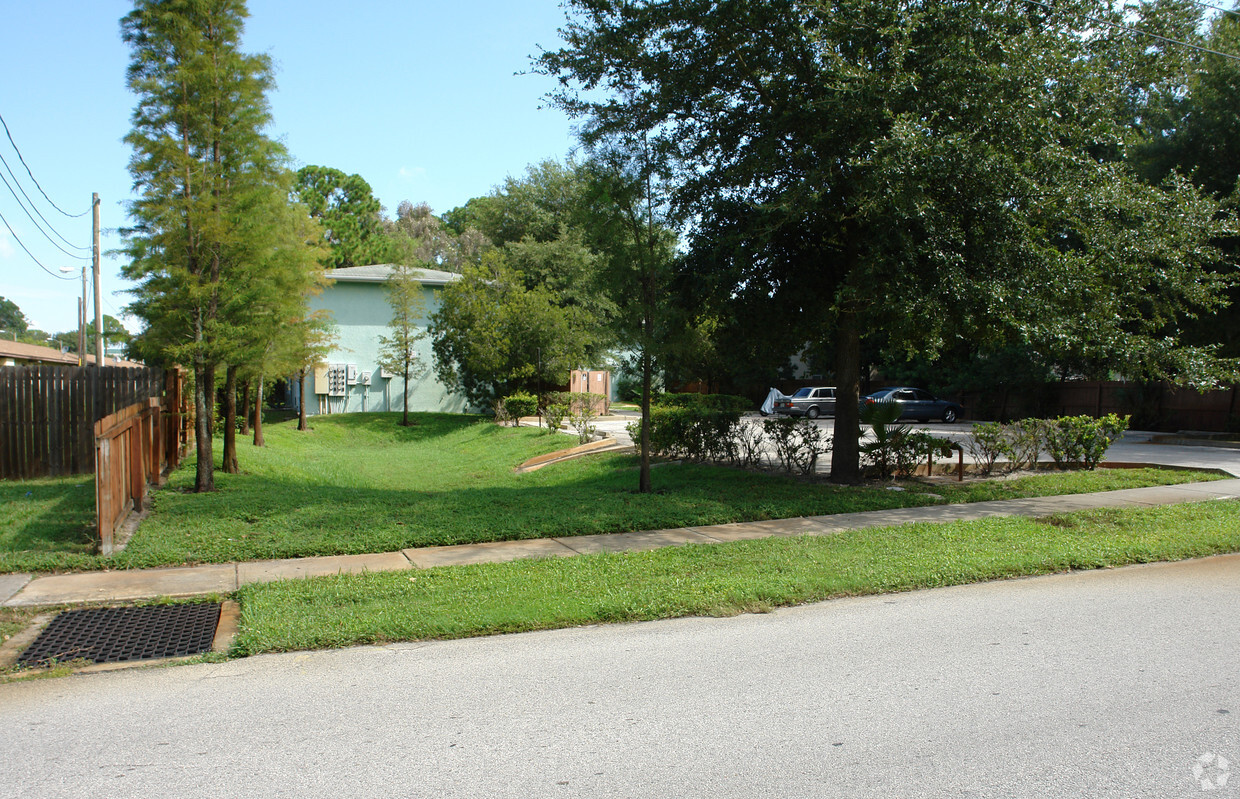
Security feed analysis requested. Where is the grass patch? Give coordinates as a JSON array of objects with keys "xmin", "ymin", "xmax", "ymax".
[
  {"xmin": 232, "ymin": 499, "xmax": 1240, "ymax": 655},
  {"xmin": 0, "ymin": 411, "xmax": 1223, "ymax": 574},
  {"xmin": 0, "ymin": 476, "xmax": 98, "ymax": 571},
  {"xmin": 0, "ymin": 606, "xmax": 37, "ymax": 643}
]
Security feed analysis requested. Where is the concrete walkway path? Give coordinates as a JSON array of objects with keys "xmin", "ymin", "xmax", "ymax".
[{"xmin": 5, "ymin": 478, "xmax": 1239, "ymax": 609}]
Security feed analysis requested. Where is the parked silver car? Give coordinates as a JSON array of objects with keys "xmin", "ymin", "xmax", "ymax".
[{"xmin": 773, "ymin": 386, "xmax": 836, "ymax": 419}]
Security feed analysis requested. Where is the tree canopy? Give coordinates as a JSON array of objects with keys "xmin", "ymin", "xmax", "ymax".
[
  {"xmin": 292, "ymin": 165, "xmax": 391, "ymax": 269},
  {"xmin": 390, "ymin": 200, "xmax": 490, "ymax": 272},
  {"xmin": 0, "ymin": 297, "xmax": 28, "ymax": 335},
  {"xmin": 429, "ymin": 251, "xmax": 591, "ymax": 408}
]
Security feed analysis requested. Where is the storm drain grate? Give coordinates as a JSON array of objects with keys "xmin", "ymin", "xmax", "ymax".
[{"xmin": 18, "ymin": 603, "xmax": 221, "ymax": 667}]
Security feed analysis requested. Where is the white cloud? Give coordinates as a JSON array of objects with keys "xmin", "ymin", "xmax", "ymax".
[{"xmin": 397, "ymin": 165, "xmax": 427, "ymax": 182}]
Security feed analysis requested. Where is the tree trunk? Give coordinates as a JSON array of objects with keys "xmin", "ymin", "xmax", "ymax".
[
  {"xmin": 222, "ymin": 364, "xmax": 239, "ymax": 474},
  {"xmin": 253, "ymin": 375, "xmax": 265, "ymax": 447},
  {"xmin": 402, "ymin": 361, "xmax": 410, "ymax": 426},
  {"xmin": 239, "ymin": 380, "xmax": 251, "ymax": 436},
  {"xmin": 194, "ymin": 359, "xmax": 215, "ymax": 492},
  {"xmin": 297, "ymin": 367, "xmax": 309, "ymax": 431},
  {"xmin": 638, "ymin": 349, "xmax": 652, "ymax": 493},
  {"xmin": 829, "ymin": 309, "xmax": 862, "ymax": 483}
]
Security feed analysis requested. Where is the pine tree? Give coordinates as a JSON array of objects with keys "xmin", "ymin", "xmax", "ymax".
[
  {"xmin": 120, "ymin": 0, "xmax": 313, "ymax": 490},
  {"xmin": 377, "ymin": 263, "xmax": 429, "ymax": 426}
]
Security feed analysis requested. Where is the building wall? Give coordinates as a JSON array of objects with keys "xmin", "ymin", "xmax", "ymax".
[
  {"xmin": 569, "ymin": 369, "xmax": 612, "ymax": 414},
  {"xmin": 297, "ymin": 281, "xmax": 471, "ymax": 415}
]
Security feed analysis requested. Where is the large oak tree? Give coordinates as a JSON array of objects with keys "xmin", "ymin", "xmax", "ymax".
[{"xmin": 539, "ymin": 0, "xmax": 1237, "ymax": 480}]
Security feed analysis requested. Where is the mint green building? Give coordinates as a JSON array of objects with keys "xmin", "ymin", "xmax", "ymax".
[{"xmin": 293, "ymin": 264, "xmax": 470, "ymax": 416}]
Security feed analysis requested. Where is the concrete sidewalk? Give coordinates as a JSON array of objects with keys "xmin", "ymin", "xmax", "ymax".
[{"xmin": 4, "ymin": 478, "xmax": 1239, "ymax": 609}]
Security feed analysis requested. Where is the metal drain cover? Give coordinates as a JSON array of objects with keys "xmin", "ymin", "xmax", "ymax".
[{"xmin": 18, "ymin": 603, "xmax": 221, "ymax": 667}]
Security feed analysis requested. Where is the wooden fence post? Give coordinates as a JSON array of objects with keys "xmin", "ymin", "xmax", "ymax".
[
  {"xmin": 95, "ymin": 434, "xmax": 114, "ymax": 555},
  {"xmin": 94, "ymin": 401, "xmax": 167, "ymax": 555}
]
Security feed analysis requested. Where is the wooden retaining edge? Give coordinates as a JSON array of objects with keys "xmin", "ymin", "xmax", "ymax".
[{"xmin": 516, "ymin": 437, "xmax": 630, "ymax": 472}]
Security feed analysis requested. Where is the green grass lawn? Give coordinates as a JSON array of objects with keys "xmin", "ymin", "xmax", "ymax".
[
  {"xmin": 0, "ymin": 411, "xmax": 1223, "ymax": 574},
  {"xmin": 231, "ymin": 499, "xmax": 1240, "ymax": 656},
  {"xmin": 0, "ymin": 476, "xmax": 98, "ymax": 572}
]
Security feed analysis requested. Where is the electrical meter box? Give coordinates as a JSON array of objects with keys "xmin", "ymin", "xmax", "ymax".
[
  {"xmin": 360, "ymin": 371, "xmax": 372, "ymax": 386},
  {"xmin": 379, "ymin": 368, "xmax": 394, "ymax": 379},
  {"xmin": 327, "ymin": 364, "xmax": 347, "ymax": 397},
  {"xmin": 346, "ymin": 363, "xmax": 359, "ymax": 385}
]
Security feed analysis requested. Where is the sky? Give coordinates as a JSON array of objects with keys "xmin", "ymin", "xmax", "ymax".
[{"xmin": 0, "ymin": 0, "xmax": 582, "ymax": 337}]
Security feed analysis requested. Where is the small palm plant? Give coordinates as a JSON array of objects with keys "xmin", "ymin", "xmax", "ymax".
[{"xmin": 859, "ymin": 399, "xmax": 909, "ymax": 479}]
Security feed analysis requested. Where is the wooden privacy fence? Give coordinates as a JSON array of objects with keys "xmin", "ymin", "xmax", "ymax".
[
  {"xmin": 0, "ymin": 365, "xmax": 182, "ymax": 479},
  {"xmin": 958, "ymin": 381, "xmax": 1240, "ymax": 431},
  {"xmin": 1054, "ymin": 381, "xmax": 1240, "ymax": 431},
  {"xmin": 95, "ymin": 398, "xmax": 166, "ymax": 555}
]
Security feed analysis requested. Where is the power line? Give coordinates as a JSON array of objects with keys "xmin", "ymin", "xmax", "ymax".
[
  {"xmin": 0, "ymin": 167, "xmax": 90, "ymax": 260},
  {"xmin": 101, "ymin": 294, "xmax": 131, "ymax": 324},
  {"xmin": 0, "ymin": 206, "xmax": 77, "ymax": 281},
  {"xmin": 1033, "ymin": 0, "xmax": 1240, "ymax": 61},
  {"xmin": 0, "ymin": 110, "xmax": 90, "ymax": 218},
  {"xmin": 0, "ymin": 150, "xmax": 91, "ymax": 252}
]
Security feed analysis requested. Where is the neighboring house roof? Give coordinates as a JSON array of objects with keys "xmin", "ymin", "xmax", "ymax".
[
  {"xmin": 0, "ymin": 339, "xmax": 143, "ymax": 368},
  {"xmin": 328, "ymin": 264, "xmax": 462, "ymax": 286}
]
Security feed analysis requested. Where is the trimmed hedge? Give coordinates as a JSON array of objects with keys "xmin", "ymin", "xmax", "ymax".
[
  {"xmin": 502, "ymin": 392, "xmax": 538, "ymax": 423},
  {"xmin": 653, "ymin": 393, "xmax": 753, "ymax": 414},
  {"xmin": 638, "ymin": 405, "xmax": 743, "ymax": 463},
  {"xmin": 964, "ymin": 414, "xmax": 1130, "ymax": 473}
]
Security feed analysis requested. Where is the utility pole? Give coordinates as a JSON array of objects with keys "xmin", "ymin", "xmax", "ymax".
[
  {"xmin": 92, "ymin": 193, "xmax": 103, "ymax": 368},
  {"xmin": 79, "ymin": 267, "xmax": 87, "ymax": 365},
  {"xmin": 77, "ymin": 296, "xmax": 85, "ymax": 366},
  {"xmin": 59, "ymin": 265, "xmax": 88, "ymax": 366}
]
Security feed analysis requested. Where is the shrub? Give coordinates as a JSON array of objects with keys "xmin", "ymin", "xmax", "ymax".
[
  {"xmin": 502, "ymin": 392, "xmax": 537, "ymax": 425},
  {"xmin": 858, "ymin": 401, "xmax": 952, "ymax": 479},
  {"xmin": 641, "ymin": 406, "xmax": 740, "ymax": 461},
  {"xmin": 735, "ymin": 422, "xmax": 768, "ymax": 469},
  {"xmin": 1042, "ymin": 416, "xmax": 1086, "ymax": 469},
  {"xmin": 625, "ymin": 417, "xmax": 643, "ymax": 448},
  {"xmin": 1087, "ymin": 413, "xmax": 1129, "ymax": 468},
  {"xmin": 613, "ymin": 372, "xmax": 643, "ymax": 403},
  {"xmin": 653, "ymin": 393, "xmax": 753, "ymax": 414},
  {"xmin": 1044, "ymin": 413, "xmax": 1129, "ymax": 469},
  {"xmin": 1001, "ymin": 418, "xmax": 1046, "ymax": 472},
  {"xmin": 901, "ymin": 431, "xmax": 954, "ymax": 478},
  {"xmin": 492, "ymin": 398, "xmax": 513, "ymax": 426},
  {"xmin": 628, "ymin": 404, "xmax": 747, "ymax": 464},
  {"xmin": 965, "ymin": 422, "xmax": 1006, "ymax": 475},
  {"xmin": 564, "ymin": 392, "xmax": 600, "ymax": 444},
  {"xmin": 762, "ymin": 416, "xmax": 828, "ymax": 474},
  {"xmin": 696, "ymin": 410, "xmax": 743, "ymax": 464},
  {"xmin": 541, "ymin": 393, "xmax": 570, "ymax": 434},
  {"xmin": 641, "ymin": 407, "xmax": 688, "ymax": 458}
]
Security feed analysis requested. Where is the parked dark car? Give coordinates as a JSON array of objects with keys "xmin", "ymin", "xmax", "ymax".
[
  {"xmin": 773, "ymin": 386, "xmax": 836, "ymax": 419},
  {"xmin": 860, "ymin": 387, "xmax": 962, "ymax": 423}
]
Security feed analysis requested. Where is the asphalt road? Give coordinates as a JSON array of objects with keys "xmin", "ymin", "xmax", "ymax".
[{"xmin": 2, "ymin": 555, "xmax": 1237, "ymax": 798}]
